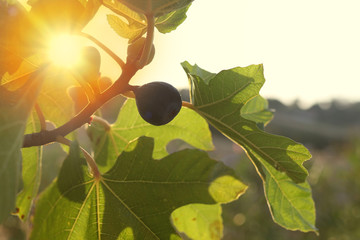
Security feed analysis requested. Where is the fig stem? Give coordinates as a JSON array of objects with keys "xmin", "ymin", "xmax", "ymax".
[
  {"xmin": 79, "ymin": 32, "xmax": 125, "ymax": 70},
  {"xmin": 91, "ymin": 115, "xmax": 111, "ymax": 131},
  {"xmin": 136, "ymin": 14, "xmax": 155, "ymax": 69},
  {"xmin": 56, "ymin": 136, "xmax": 101, "ymax": 180},
  {"xmin": 182, "ymin": 101, "xmax": 195, "ymax": 110}
]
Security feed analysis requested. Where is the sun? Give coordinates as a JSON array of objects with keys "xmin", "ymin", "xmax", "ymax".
[{"xmin": 48, "ymin": 34, "xmax": 83, "ymax": 68}]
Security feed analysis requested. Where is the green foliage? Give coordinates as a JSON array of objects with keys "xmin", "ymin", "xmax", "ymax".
[
  {"xmin": 0, "ymin": 68, "xmax": 45, "ymax": 222},
  {"xmin": 106, "ymin": 0, "xmax": 191, "ymax": 43},
  {"xmin": 87, "ymin": 99, "xmax": 214, "ymax": 173},
  {"xmin": 182, "ymin": 61, "xmax": 316, "ymax": 233},
  {"xmin": 155, "ymin": 4, "xmax": 191, "ymax": 33},
  {"xmin": 30, "ymin": 137, "xmax": 246, "ymax": 239},
  {"xmin": 118, "ymin": 0, "xmax": 193, "ymax": 17},
  {"xmin": 240, "ymin": 95, "xmax": 273, "ymax": 127},
  {"xmin": 171, "ymin": 203, "xmax": 223, "ymax": 239},
  {"xmin": 0, "ymin": 0, "xmax": 317, "ymax": 238},
  {"xmin": 15, "ymin": 111, "xmax": 43, "ymax": 221}
]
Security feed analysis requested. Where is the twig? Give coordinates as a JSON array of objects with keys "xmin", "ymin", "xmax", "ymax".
[
  {"xmin": 22, "ymin": 63, "xmax": 138, "ymax": 148},
  {"xmin": 182, "ymin": 101, "xmax": 195, "ymax": 110},
  {"xmin": 79, "ymin": 32, "xmax": 126, "ymax": 70},
  {"xmin": 56, "ymin": 136, "xmax": 101, "ymax": 180}
]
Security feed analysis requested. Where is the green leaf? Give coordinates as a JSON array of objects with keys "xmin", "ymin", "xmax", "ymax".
[
  {"xmin": 155, "ymin": 4, "xmax": 191, "ymax": 33},
  {"xmin": 240, "ymin": 95, "xmax": 274, "ymax": 126},
  {"xmin": 182, "ymin": 62, "xmax": 317, "ymax": 232},
  {"xmin": 87, "ymin": 99, "xmax": 214, "ymax": 173},
  {"xmin": 171, "ymin": 204, "xmax": 223, "ymax": 240},
  {"xmin": 182, "ymin": 61, "xmax": 310, "ymax": 184},
  {"xmin": 107, "ymin": 14, "xmax": 146, "ymax": 43},
  {"xmin": 15, "ymin": 110, "xmax": 43, "ymax": 221},
  {"xmin": 118, "ymin": 0, "xmax": 193, "ymax": 17},
  {"xmin": 255, "ymin": 158, "xmax": 318, "ymax": 233},
  {"xmin": 0, "ymin": 67, "xmax": 45, "ymax": 223},
  {"xmin": 30, "ymin": 137, "xmax": 246, "ymax": 239}
]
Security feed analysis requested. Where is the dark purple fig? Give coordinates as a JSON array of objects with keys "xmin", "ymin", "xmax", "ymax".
[{"xmin": 134, "ymin": 82, "xmax": 182, "ymax": 126}]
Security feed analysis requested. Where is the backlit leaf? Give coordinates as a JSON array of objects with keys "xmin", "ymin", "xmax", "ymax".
[
  {"xmin": 182, "ymin": 61, "xmax": 310, "ymax": 184},
  {"xmin": 0, "ymin": 67, "xmax": 45, "ymax": 222},
  {"xmin": 87, "ymin": 99, "xmax": 214, "ymax": 173},
  {"xmin": 182, "ymin": 62, "xmax": 316, "ymax": 232},
  {"xmin": 240, "ymin": 95, "xmax": 273, "ymax": 126},
  {"xmin": 118, "ymin": 0, "xmax": 193, "ymax": 17},
  {"xmin": 155, "ymin": 4, "xmax": 191, "ymax": 33},
  {"xmin": 15, "ymin": 110, "xmax": 43, "ymax": 221},
  {"xmin": 254, "ymin": 158, "xmax": 318, "ymax": 233},
  {"xmin": 171, "ymin": 204, "xmax": 223, "ymax": 240},
  {"xmin": 107, "ymin": 14, "xmax": 146, "ymax": 43},
  {"xmin": 30, "ymin": 137, "xmax": 246, "ymax": 239}
]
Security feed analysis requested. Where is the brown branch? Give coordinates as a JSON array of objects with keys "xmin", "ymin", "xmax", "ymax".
[{"xmin": 22, "ymin": 63, "xmax": 138, "ymax": 148}]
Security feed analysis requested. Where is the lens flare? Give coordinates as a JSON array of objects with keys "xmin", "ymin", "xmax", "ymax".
[{"xmin": 48, "ymin": 34, "xmax": 82, "ymax": 68}]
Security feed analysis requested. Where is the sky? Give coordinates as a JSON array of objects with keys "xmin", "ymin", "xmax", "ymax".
[{"xmin": 22, "ymin": 0, "xmax": 360, "ymax": 107}]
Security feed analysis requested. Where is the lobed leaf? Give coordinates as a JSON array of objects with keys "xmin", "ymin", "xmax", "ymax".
[
  {"xmin": 182, "ymin": 61, "xmax": 310, "ymax": 183},
  {"xmin": 87, "ymin": 98, "xmax": 214, "ymax": 173},
  {"xmin": 182, "ymin": 61, "xmax": 317, "ymax": 232},
  {"xmin": 0, "ymin": 67, "xmax": 45, "ymax": 222},
  {"xmin": 30, "ymin": 137, "xmax": 246, "ymax": 239}
]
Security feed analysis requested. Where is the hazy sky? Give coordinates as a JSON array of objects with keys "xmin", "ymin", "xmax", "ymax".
[
  {"xmin": 85, "ymin": 0, "xmax": 360, "ymax": 107},
  {"xmin": 22, "ymin": 0, "xmax": 360, "ymax": 107}
]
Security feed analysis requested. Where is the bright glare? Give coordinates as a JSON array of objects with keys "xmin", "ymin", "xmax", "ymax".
[{"xmin": 48, "ymin": 34, "xmax": 82, "ymax": 68}]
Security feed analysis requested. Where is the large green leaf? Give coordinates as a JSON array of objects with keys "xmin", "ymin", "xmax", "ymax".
[
  {"xmin": 30, "ymin": 137, "xmax": 246, "ymax": 239},
  {"xmin": 87, "ymin": 99, "xmax": 214, "ymax": 173},
  {"xmin": 0, "ymin": 67, "xmax": 45, "ymax": 222},
  {"xmin": 15, "ymin": 110, "xmax": 43, "ymax": 221},
  {"xmin": 182, "ymin": 62, "xmax": 316, "ymax": 232},
  {"xmin": 118, "ymin": 0, "xmax": 193, "ymax": 17},
  {"xmin": 171, "ymin": 204, "xmax": 223, "ymax": 240},
  {"xmin": 182, "ymin": 61, "xmax": 310, "ymax": 183}
]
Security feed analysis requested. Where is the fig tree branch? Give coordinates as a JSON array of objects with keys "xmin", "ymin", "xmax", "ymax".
[
  {"xmin": 22, "ymin": 63, "xmax": 138, "ymax": 148},
  {"xmin": 79, "ymin": 31, "xmax": 126, "ymax": 70}
]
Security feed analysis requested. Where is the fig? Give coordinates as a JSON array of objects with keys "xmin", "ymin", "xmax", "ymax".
[
  {"xmin": 127, "ymin": 37, "xmax": 155, "ymax": 66},
  {"xmin": 134, "ymin": 82, "xmax": 182, "ymax": 126}
]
